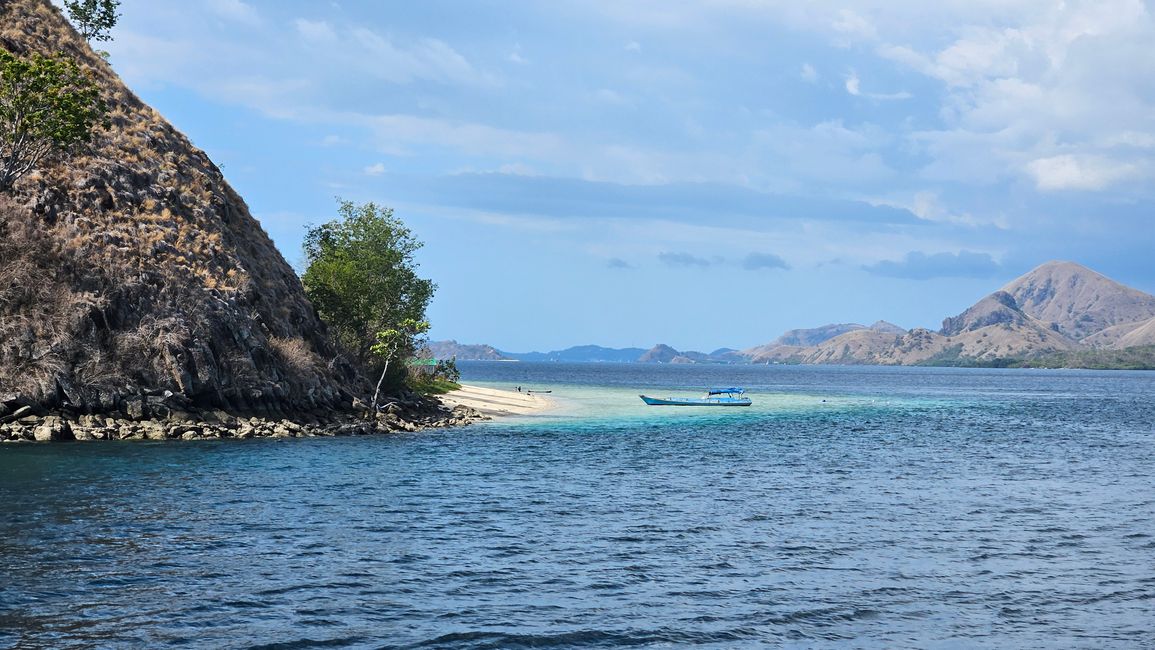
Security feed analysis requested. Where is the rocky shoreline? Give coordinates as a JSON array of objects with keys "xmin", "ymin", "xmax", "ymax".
[{"xmin": 0, "ymin": 391, "xmax": 488, "ymax": 443}]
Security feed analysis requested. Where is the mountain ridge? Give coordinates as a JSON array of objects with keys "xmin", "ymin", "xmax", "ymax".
[{"xmin": 435, "ymin": 261, "xmax": 1155, "ymax": 368}]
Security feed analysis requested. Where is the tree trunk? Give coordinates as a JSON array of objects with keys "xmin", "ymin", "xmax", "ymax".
[{"xmin": 371, "ymin": 350, "xmax": 395, "ymax": 412}]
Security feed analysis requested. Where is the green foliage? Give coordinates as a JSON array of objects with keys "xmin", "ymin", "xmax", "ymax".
[
  {"xmin": 1012, "ymin": 345, "xmax": 1155, "ymax": 370},
  {"xmin": 434, "ymin": 357, "xmax": 461, "ymax": 383},
  {"xmin": 0, "ymin": 49, "xmax": 107, "ymax": 192},
  {"xmin": 64, "ymin": 0, "xmax": 121, "ymax": 42},
  {"xmin": 408, "ymin": 374, "xmax": 461, "ymax": 395},
  {"xmin": 371, "ymin": 318, "xmax": 430, "ymax": 365},
  {"xmin": 368, "ymin": 319, "xmax": 429, "ymax": 410},
  {"xmin": 917, "ymin": 344, "xmax": 1155, "ymax": 370},
  {"xmin": 915, "ymin": 344, "xmax": 1018, "ymax": 368},
  {"xmin": 303, "ymin": 200, "xmax": 437, "ymax": 369},
  {"xmin": 407, "ymin": 356, "xmax": 461, "ymax": 395}
]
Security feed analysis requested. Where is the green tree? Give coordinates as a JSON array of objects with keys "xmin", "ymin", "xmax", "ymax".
[
  {"xmin": 0, "ymin": 49, "xmax": 106, "ymax": 193},
  {"xmin": 302, "ymin": 200, "xmax": 437, "ymax": 372},
  {"xmin": 64, "ymin": 0, "xmax": 121, "ymax": 43},
  {"xmin": 370, "ymin": 318, "xmax": 429, "ymax": 410}
]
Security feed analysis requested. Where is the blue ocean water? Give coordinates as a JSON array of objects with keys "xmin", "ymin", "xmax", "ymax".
[{"xmin": 2, "ymin": 363, "xmax": 1154, "ymax": 648}]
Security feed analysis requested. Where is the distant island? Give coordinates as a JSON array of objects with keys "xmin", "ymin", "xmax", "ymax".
[{"xmin": 432, "ymin": 261, "xmax": 1155, "ymax": 370}]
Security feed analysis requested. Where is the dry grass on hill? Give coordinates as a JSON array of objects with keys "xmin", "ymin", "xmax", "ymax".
[{"xmin": 0, "ymin": 0, "xmax": 363, "ymax": 414}]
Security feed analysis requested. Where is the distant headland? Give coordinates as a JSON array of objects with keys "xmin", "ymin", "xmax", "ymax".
[{"xmin": 433, "ymin": 261, "xmax": 1155, "ymax": 370}]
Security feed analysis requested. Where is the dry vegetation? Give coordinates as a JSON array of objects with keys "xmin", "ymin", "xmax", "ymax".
[{"xmin": 0, "ymin": 0, "xmax": 363, "ymax": 413}]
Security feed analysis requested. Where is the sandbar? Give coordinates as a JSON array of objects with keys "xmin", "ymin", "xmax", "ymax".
[{"xmin": 440, "ymin": 384, "xmax": 555, "ymax": 418}]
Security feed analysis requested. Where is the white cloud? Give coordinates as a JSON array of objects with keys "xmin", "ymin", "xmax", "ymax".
[
  {"xmin": 845, "ymin": 71, "xmax": 911, "ymax": 101},
  {"xmin": 800, "ymin": 63, "xmax": 818, "ymax": 83},
  {"xmin": 364, "ymin": 162, "xmax": 386, "ymax": 175},
  {"xmin": 497, "ymin": 163, "xmax": 540, "ymax": 176},
  {"xmin": 870, "ymin": 191, "xmax": 1008, "ymax": 229},
  {"xmin": 365, "ymin": 114, "xmax": 565, "ymax": 160},
  {"xmin": 592, "ymin": 88, "xmax": 629, "ymax": 105},
  {"xmin": 831, "ymin": 9, "xmax": 877, "ymax": 44},
  {"xmin": 1027, "ymin": 155, "xmax": 1139, "ymax": 191},
  {"xmin": 844, "ymin": 72, "xmax": 861, "ymax": 96},
  {"xmin": 206, "ymin": 0, "xmax": 261, "ymax": 27},
  {"xmin": 349, "ymin": 29, "xmax": 481, "ymax": 85},
  {"xmin": 295, "ymin": 19, "xmax": 336, "ymax": 44}
]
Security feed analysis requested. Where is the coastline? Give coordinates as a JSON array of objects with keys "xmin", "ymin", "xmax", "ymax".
[
  {"xmin": 439, "ymin": 384, "xmax": 556, "ymax": 418},
  {"xmin": 0, "ymin": 385, "xmax": 553, "ymax": 443},
  {"xmin": 0, "ymin": 392, "xmax": 481, "ymax": 443}
]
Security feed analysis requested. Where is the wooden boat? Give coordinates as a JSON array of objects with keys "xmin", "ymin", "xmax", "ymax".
[{"xmin": 639, "ymin": 387, "xmax": 752, "ymax": 406}]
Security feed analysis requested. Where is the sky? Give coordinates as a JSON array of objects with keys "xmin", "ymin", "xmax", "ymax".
[{"xmin": 93, "ymin": 0, "xmax": 1155, "ymax": 352}]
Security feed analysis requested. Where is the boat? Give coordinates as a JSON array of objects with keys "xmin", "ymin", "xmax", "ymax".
[{"xmin": 639, "ymin": 387, "xmax": 752, "ymax": 406}]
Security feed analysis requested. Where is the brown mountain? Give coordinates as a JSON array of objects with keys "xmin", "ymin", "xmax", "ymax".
[
  {"xmin": 743, "ymin": 323, "xmax": 867, "ymax": 361},
  {"xmin": 786, "ymin": 321, "xmax": 910, "ymax": 365},
  {"xmin": 426, "ymin": 340, "xmax": 508, "ymax": 361},
  {"xmin": 1000, "ymin": 261, "xmax": 1155, "ymax": 343},
  {"xmin": 0, "ymin": 0, "xmax": 359, "ymax": 415},
  {"xmin": 638, "ymin": 344, "xmax": 683, "ymax": 363},
  {"xmin": 745, "ymin": 261, "xmax": 1152, "ymax": 366},
  {"xmin": 800, "ymin": 328, "xmax": 906, "ymax": 365}
]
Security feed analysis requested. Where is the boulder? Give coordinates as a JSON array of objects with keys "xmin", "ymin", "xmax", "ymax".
[{"xmin": 33, "ymin": 417, "xmax": 72, "ymax": 442}]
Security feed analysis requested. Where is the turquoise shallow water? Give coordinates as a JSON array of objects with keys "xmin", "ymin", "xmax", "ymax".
[{"xmin": 2, "ymin": 363, "xmax": 1154, "ymax": 648}]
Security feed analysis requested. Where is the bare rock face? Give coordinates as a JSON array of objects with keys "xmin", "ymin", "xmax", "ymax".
[
  {"xmin": 940, "ymin": 291, "xmax": 1025, "ymax": 336},
  {"xmin": 0, "ymin": 0, "xmax": 361, "ymax": 415}
]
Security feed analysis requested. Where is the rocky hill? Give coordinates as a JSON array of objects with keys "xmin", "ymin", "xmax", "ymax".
[
  {"xmin": 772, "ymin": 262, "xmax": 1146, "ymax": 365},
  {"xmin": 426, "ymin": 340, "xmax": 508, "ymax": 361},
  {"xmin": 746, "ymin": 321, "xmax": 908, "ymax": 364},
  {"xmin": 1000, "ymin": 261, "xmax": 1155, "ymax": 343},
  {"xmin": 0, "ymin": 0, "xmax": 362, "ymax": 418},
  {"xmin": 742, "ymin": 323, "xmax": 867, "ymax": 361},
  {"xmin": 638, "ymin": 344, "xmax": 684, "ymax": 363},
  {"xmin": 428, "ymin": 262, "xmax": 1155, "ymax": 370}
]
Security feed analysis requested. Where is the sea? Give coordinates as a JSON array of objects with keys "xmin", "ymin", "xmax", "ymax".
[{"xmin": 2, "ymin": 362, "xmax": 1154, "ymax": 649}]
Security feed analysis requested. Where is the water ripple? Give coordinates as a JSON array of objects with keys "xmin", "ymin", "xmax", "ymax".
[{"xmin": 2, "ymin": 366, "xmax": 1155, "ymax": 648}]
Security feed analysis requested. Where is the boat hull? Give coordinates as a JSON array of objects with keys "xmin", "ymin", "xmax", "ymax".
[{"xmin": 639, "ymin": 395, "xmax": 752, "ymax": 406}]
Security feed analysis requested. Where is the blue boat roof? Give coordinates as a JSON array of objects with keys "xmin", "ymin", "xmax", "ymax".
[{"xmin": 707, "ymin": 387, "xmax": 745, "ymax": 395}]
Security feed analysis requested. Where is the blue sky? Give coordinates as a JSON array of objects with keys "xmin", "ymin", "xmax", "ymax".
[{"xmin": 98, "ymin": 0, "xmax": 1155, "ymax": 352}]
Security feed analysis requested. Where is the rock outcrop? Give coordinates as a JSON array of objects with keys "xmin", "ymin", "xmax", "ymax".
[
  {"xmin": 0, "ymin": 0, "xmax": 363, "ymax": 418},
  {"xmin": 0, "ymin": 391, "xmax": 488, "ymax": 443}
]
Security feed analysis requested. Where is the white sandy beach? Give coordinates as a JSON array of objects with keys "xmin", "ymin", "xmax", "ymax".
[{"xmin": 440, "ymin": 384, "xmax": 556, "ymax": 418}]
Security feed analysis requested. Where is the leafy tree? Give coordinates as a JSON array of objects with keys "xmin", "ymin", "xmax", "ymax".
[
  {"xmin": 370, "ymin": 318, "xmax": 429, "ymax": 410},
  {"xmin": 64, "ymin": 0, "xmax": 121, "ymax": 43},
  {"xmin": 302, "ymin": 200, "xmax": 437, "ymax": 373},
  {"xmin": 0, "ymin": 49, "xmax": 106, "ymax": 193}
]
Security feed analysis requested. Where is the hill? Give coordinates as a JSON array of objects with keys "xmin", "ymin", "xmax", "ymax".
[
  {"xmin": 427, "ymin": 340, "xmax": 508, "ymax": 361},
  {"xmin": 1000, "ymin": 261, "xmax": 1155, "ymax": 344},
  {"xmin": 0, "ymin": 0, "xmax": 360, "ymax": 417},
  {"xmin": 743, "ymin": 262, "xmax": 1154, "ymax": 367},
  {"xmin": 503, "ymin": 345, "xmax": 648, "ymax": 363},
  {"xmin": 436, "ymin": 262, "xmax": 1155, "ymax": 370},
  {"xmin": 743, "ymin": 323, "xmax": 867, "ymax": 361}
]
